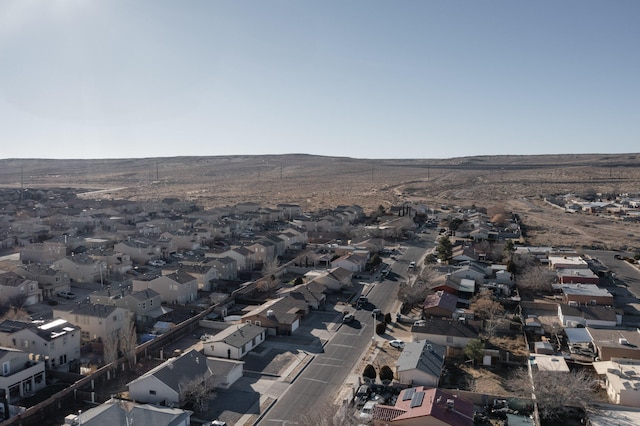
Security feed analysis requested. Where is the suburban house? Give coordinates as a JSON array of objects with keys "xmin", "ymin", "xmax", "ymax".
[
  {"xmin": 0, "ymin": 271, "xmax": 42, "ymax": 306},
  {"xmin": 395, "ymin": 340, "xmax": 446, "ymax": 387},
  {"xmin": 19, "ymin": 241, "xmax": 66, "ymax": 265},
  {"xmin": 412, "ymin": 319, "xmax": 479, "ymax": 354},
  {"xmin": 558, "ymin": 284, "xmax": 614, "ymax": 306},
  {"xmin": 447, "ymin": 263, "xmax": 488, "ymax": 283},
  {"xmin": 87, "ymin": 250, "xmax": 134, "ymax": 279},
  {"xmin": 556, "ymin": 268, "xmax": 600, "ymax": 285},
  {"xmin": 213, "ymin": 246, "xmax": 255, "ymax": 272},
  {"xmin": 132, "ymin": 270, "xmax": 198, "ymax": 305},
  {"xmin": 558, "ymin": 304, "xmax": 619, "ymax": 328},
  {"xmin": 587, "ymin": 327, "xmax": 640, "ymax": 361},
  {"xmin": 0, "ymin": 347, "xmax": 46, "ymax": 404},
  {"xmin": 52, "ymin": 255, "xmax": 107, "ymax": 283},
  {"xmin": 529, "ymin": 354, "xmax": 570, "ymax": 373},
  {"xmin": 304, "ymin": 267, "xmax": 353, "ymax": 292},
  {"xmin": 264, "ymin": 234, "xmax": 286, "ymax": 257},
  {"xmin": 160, "ymin": 229, "xmax": 208, "ymax": 251},
  {"xmin": 178, "ymin": 263, "xmax": 218, "ymax": 291},
  {"xmin": 331, "ymin": 253, "xmax": 368, "ymax": 273},
  {"xmin": 371, "ymin": 386, "xmax": 474, "ymax": 426},
  {"xmin": 593, "ymin": 358, "xmax": 640, "ymax": 407},
  {"xmin": 0, "ymin": 318, "xmax": 81, "ymax": 371},
  {"xmin": 62, "ymin": 397, "xmax": 192, "ymax": 426},
  {"xmin": 127, "ymin": 349, "xmax": 242, "ymax": 406},
  {"xmin": 548, "ymin": 254, "xmax": 589, "ymax": 270},
  {"xmin": 206, "ymin": 257, "xmax": 238, "ymax": 281},
  {"xmin": 241, "ymin": 296, "xmax": 308, "ymax": 335},
  {"xmin": 15, "ymin": 264, "xmax": 70, "ymax": 300},
  {"xmin": 247, "ymin": 240, "xmax": 276, "ymax": 264},
  {"xmin": 90, "ymin": 288, "xmax": 170, "ymax": 328},
  {"xmin": 53, "ymin": 304, "xmax": 131, "ymax": 345},
  {"xmin": 202, "ymin": 323, "xmax": 266, "ymax": 360},
  {"xmin": 422, "ymin": 291, "xmax": 458, "ymax": 318},
  {"xmin": 282, "ymin": 283, "xmax": 327, "ymax": 310},
  {"xmin": 114, "ymin": 239, "xmax": 164, "ymax": 265}
]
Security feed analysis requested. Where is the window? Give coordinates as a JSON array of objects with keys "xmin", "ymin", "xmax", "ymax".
[
  {"xmin": 149, "ymin": 390, "xmax": 157, "ymax": 395},
  {"xmin": 255, "ymin": 321, "xmax": 261, "ymax": 327},
  {"xmin": 50, "ymin": 341, "xmax": 55, "ymax": 350},
  {"xmin": 446, "ymin": 336, "xmax": 454, "ymax": 344},
  {"xmin": 2, "ymin": 362, "xmax": 9, "ymax": 376},
  {"xmin": 81, "ymin": 331, "xmax": 90, "ymax": 341}
]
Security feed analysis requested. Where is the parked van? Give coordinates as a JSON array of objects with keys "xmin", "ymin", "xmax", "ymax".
[{"xmin": 414, "ymin": 320, "xmax": 426, "ymax": 327}]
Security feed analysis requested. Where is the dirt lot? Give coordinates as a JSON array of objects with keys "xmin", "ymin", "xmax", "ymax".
[{"xmin": 2, "ymin": 154, "xmax": 640, "ymax": 250}]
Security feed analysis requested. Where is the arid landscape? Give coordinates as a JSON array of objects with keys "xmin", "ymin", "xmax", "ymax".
[{"xmin": 1, "ymin": 153, "xmax": 640, "ymax": 250}]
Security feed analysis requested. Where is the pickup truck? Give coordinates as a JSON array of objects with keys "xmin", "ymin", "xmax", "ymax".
[{"xmin": 57, "ymin": 291, "xmax": 76, "ymax": 300}]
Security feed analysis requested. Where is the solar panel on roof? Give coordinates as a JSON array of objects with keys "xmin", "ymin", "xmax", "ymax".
[
  {"xmin": 402, "ymin": 388, "xmax": 416, "ymax": 401},
  {"xmin": 410, "ymin": 391, "xmax": 425, "ymax": 408}
]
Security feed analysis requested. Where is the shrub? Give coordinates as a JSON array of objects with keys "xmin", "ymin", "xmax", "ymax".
[{"xmin": 363, "ymin": 364, "xmax": 377, "ymax": 382}]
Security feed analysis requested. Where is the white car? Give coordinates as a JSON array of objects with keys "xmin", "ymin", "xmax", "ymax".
[
  {"xmin": 389, "ymin": 339, "xmax": 405, "ymax": 349},
  {"xmin": 149, "ymin": 259, "xmax": 165, "ymax": 267}
]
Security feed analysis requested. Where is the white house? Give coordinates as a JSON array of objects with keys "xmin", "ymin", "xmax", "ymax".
[
  {"xmin": 127, "ymin": 349, "xmax": 242, "ymax": 406},
  {"xmin": 202, "ymin": 323, "xmax": 266, "ymax": 360},
  {"xmin": 0, "ymin": 347, "xmax": 46, "ymax": 404},
  {"xmin": 396, "ymin": 340, "xmax": 446, "ymax": 387}
]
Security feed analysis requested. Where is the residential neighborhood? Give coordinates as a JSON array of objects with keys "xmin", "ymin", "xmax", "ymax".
[{"xmin": 0, "ymin": 187, "xmax": 639, "ymax": 425}]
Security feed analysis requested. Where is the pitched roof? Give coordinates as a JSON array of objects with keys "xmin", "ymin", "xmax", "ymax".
[
  {"xmin": 414, "ymin": 319, "xmax": 479, "ymax": 339},
  {"xmin": 71, "ymin": 397, "xmax": 191, "ymax": 426},
  {"xmin": 208, "ymin": 323, "xmax": 265, "ymax": 348},
  {"xmin": 423, "ymin": 291, "xmax": 458, "ymax": 313},
  {"xmin": 164, "ymin": 270, "xmax": 197, "ymax": 284},
  {"xmin": 241, "ymin": 296, "xmax": 305, "ymax": 325},
  {"xmin": 372, "ymin": 387, "xmax": 474, "ymax": 426},
  {"xmin": 396, "ymin": 340, "xmax": 446, "ymax": 377},
  {"xmin": 127, "ymin": 349, "xmax": 210, "ymax": 393}
]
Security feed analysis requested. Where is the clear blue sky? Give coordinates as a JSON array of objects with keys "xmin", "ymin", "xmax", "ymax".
[{"xmin": 1, "ymin": 1, "xmax": 639, "ymax": 160}]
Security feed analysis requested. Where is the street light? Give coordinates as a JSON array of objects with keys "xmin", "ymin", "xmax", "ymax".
[{"xmin": 372, "ymin": 311, "xmax": 377, "ymax": 343}]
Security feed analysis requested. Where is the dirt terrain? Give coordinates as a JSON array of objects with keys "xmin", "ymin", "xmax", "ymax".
[{"xmin": 1, "ymin": 153, "xmax": 640, "ymax": 250}]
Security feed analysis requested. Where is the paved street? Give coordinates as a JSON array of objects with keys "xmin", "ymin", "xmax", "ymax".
[{"xmin": 257, "ymin": 235, "xmax": 434, "ymax": 425}]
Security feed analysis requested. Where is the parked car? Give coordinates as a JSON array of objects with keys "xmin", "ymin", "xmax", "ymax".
[
  {"xmin": 56, "ymin": 291, "xmax": 76, "ymax": 300},
  {"xmin": 389, "ymin": 339, "xmax": 405, "ymax": 349},
  {"xmin": 343, "ymin": 313, "xmax": 355, "ymax": 323},
  {"xmin": 149, "ymin": 259, "xmax": 165, "ymax": 266},
  {"xmin": 354, "ymin": 384, "xmax": 371, "ymax": 408}
]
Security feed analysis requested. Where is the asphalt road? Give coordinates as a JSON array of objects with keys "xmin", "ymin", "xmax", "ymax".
[
  {"xmin": 258, "ymin": 236, "xmax": 433, "ymax": 425},
  {"xmin": 582, "ymin": 250, "xmax": 640, "ymax": 298}
]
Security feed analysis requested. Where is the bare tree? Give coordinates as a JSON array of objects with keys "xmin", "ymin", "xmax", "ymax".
[
  {"xmin": 179, "ymin": 378, "xmax": 213, "ymax": 412},
  {"xmin": 508, "ymin": 367, "xmax": 598, "ymax": 421},
  {"xmin": 119, "ymin": 316, "xmax": 137, "ymax": 369},
  {"xmin": 517, "ymin": 265, "xmax": 555, "ymax": 293},
  {"xmin": 398, "ymin": 279, "xmax": 432, "ymax": 307},
  {"xmin": 259, "ymin": 256, "xmax": 281, "ymax": 291},
  {"xmin": 102, "ymin": 331, "xmax": 119, "ymax": 369},
  {"xmin": 469, "ymin": 289, "xmax": 506, "ymax": 339},
  {"xmin": 507, "ymin": 253, "xmax": 537, "ymax": 275}
]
